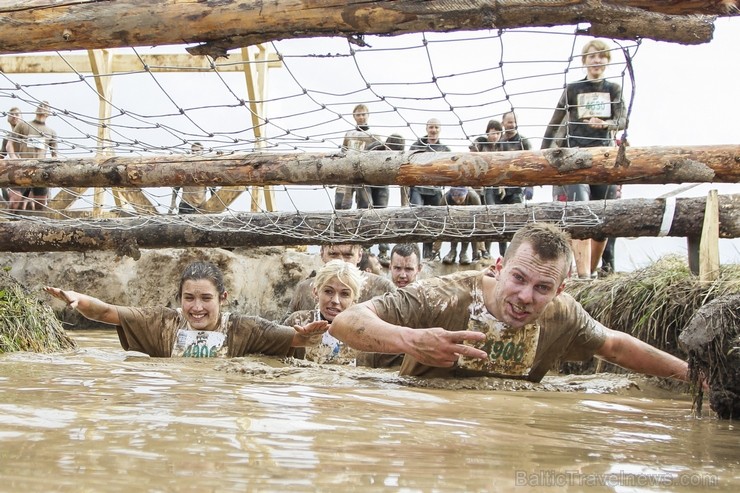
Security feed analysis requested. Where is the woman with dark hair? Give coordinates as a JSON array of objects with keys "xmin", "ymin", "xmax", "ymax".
[{"xmin": 44, "ymin": 261, "xmax": 328, "ymax": 358}]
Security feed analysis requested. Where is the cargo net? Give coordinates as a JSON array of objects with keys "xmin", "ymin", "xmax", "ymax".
[{"xmin": 0, "ymin": 27, "xmax": 638, "ymax": 245}]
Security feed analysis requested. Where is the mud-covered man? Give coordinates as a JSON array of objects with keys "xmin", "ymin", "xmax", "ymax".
[{"xmin": 330, "ymin": 222, "xmax": 691, "ymax": 384}]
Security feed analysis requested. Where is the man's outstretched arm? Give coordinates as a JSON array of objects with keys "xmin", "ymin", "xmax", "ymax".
[
  {"xmin": 595, "ymin": 328, "xmax": 689, "ymax": 382},
  {"xmin": 330, "ymin": 302, "xmax": 488, "ymax": 368}
]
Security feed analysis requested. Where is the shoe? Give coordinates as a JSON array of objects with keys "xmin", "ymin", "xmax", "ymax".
[
  {"xmin": 459, "ymin": 252, "xmax": 471, "ymax": 265},
  {"xmin": 481, "ymin": 251, "xmax": 491, "ymax": 259},
  {"xmin": 442, "ymin": 251, "xmax": 456, "ymax": 265},
  {"xmin": 471, "ymin": 252, "xmax": 480, "ymax": 262}
]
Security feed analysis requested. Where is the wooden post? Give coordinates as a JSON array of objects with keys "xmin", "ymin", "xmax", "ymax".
[
  {"xmin": 202, "ymin": 44, "xmax": 282, "ymax": 213},
  {"xmin": 243, "ymin": 45, "xmax": 275, "ymax": 212},
  {"xmin": 87, "ymin": 49, "xmax": 112, "ymax": 217},
  {"xmin": 699, "ymin": 189, "xmax": 720, "ymax": 282}
]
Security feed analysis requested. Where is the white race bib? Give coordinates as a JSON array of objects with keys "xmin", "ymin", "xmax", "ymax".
[
  {"xmin": 172, "ymin": 329, "xmax": 227, "ymax": 358},
  {"xmin": 458, "ymin": 314, "xmax": 540, "ymax": 377},
  {"xmin": 576, "ymin": 92, "xmax": 612, "ymax": 120}
]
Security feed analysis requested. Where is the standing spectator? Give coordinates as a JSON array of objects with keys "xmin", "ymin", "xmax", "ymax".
[
  {"xmin": 170, "ymin": 142, "xmax": 212, "ymax": 214},
  {"xmin": 0, "ymin": 106, "xmax": 21, "ymax": 208},
  {"xmin": 470, "ymin": 119, "xmax": 503, "ymax": 259},
  {"xmin": 1, "ymin": 107, "xmax": 21, "ymax": 158},
  {"xmin": 409, "ymin": 118, "xmax": 450, "ymax": 261},
  {"xmin": 441, "ymin": 187, "xmax": 482, "ymax": 265},
  {"xmin": 389, "ymin": 243, "xmax": 422, "ymax": 289},
  {"xmin": 471, "ymin": 119, "xmax": 502, "ymax": 153},
  {"xmin": 6, "ymin": 101, "xmax": 58, "ymax": 211},
  {"xmin": 541, "ymin": 39, "xmax": 626, "ymax": 279},
  {"xmin": 494, "ymin": 111, "xmax": 533, "ymax": 255},
  {"xmin": 336, "ymin": 104, "xmax": 382, "ymax": 210},
  {"xmin": 363, "ymin": 133, "xmax": 404, "ymax": 265}
]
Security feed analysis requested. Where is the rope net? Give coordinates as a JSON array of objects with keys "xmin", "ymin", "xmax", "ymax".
[{"xmin": 0, "ymin": 27, "xmax": 639, "ymax": 246}]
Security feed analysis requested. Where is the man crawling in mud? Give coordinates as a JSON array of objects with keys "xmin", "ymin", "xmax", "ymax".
[{"xmin": 330, "ymin": 222, "xmax": 692, "ymax": 383}]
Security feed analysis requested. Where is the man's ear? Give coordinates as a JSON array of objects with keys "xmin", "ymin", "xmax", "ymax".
[
  {"xmin": 494, "ymin": 257, "xmax": 504, "ymax": 276},
  {"xmin": 555, "ymin": 281, "xmax": 566, "ymax": 297}
]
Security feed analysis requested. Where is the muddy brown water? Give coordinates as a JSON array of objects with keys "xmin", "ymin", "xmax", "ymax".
[{"xmin": 0, "ymin": 330, "xmax": 737, "ymax": 492}]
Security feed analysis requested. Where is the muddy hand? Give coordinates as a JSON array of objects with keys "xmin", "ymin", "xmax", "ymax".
[
  {"xmin": 409, "ymin": 328, "xmax": 487, "ymax": 368},
  {"xmin": 43, "ymin": 286, "xmax": 78, "ymax": 309},
  {"xmin": 294, "ymin": 320, "xmax": 329, "ymax": 336}
]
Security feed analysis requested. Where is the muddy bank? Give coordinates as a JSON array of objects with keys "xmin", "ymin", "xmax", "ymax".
[{"xmin": 680, "ymin": 294, "xmax": 740, "ymax": 419}]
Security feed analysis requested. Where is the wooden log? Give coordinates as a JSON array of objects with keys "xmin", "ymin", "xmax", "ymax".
[
  {"xmin": 0, "ymin": 53, "xmax": 282, "ymax": 74},
  {"xmin": 0, "ymin": 145, "xmax": 738, "ymax": 188},
  {"xmin": 0, "ymin": 194, "xmax": 737, "ymax": 254},
  {"xmin": 0, "ymin": 1, "xmax": 722, "ymax": 58},
  {"xmin": 608, "ymin": 1, "xmax": 739, "ymax": 15}
]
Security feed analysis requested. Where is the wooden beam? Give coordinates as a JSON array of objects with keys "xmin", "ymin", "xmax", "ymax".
[
  {"xmin": 699, "ymin": 189, "xmax": 721, "ymax": 282},
  {"xmin": 0, "ymin": 194, "xmax": 737, "ymax": 253},
  {"xmin": 1, "ymin": 145, "xmax": 738, "ymax": 188},
  {"xmin": 0, "ymin": 1, "xmax": 723, "ymax": 58},
  {"xmin": 0, "ymin": 52, "xmax": 282, "ymax": 74}
]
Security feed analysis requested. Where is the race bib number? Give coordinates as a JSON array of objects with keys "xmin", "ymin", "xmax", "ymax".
[
  {"xmin": 457, "ymin": 315, "xmax": 540, "ymax": 377},
  {"xmin": 172, "ymin": 329, "xmax": 227, "ymax": 358},
  {"xmin": 576, "ymin": 92, "xmax": 612, "ymax": 120}
]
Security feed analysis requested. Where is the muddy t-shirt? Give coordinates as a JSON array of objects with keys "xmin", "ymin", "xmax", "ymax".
[
  {"xmin": 114, "ymin": 306, "xmax": 295, "ymax": 358},
  {"xmin": 284, "ymin": 309, "xmax": 357, "ymax": 364},
  {"xmin": 561, "ymin": 78, "xmax": 624, "ymax": 148},
  {"xmin": 369, "ymin": 270, "xmax": 607, "ymax": 381},
  {"xmin": 342, "ymin": 128, "xmax": 381, "ymax": 151}
]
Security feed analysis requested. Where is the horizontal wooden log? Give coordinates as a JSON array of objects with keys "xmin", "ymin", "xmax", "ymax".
[
  {"xmin": 1, "ymin": 145, "xmax": 737, "ymax": 188},
  {"xmin": 0, "ymin": 1, "xmax": 722, "ymax": 58},
  {"xmin": 608, "ymin": 1, "xmax": 739, "ymax": 15},
  {"xmin": 0, "ymin": 52, "xmax": 282, "ymax": 74},
  {"xmin": 0, "ymin": 194, "xmax": 737, "ymax": 254}
]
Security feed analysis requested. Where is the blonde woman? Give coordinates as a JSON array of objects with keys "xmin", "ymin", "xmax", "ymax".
[{"xmin": 284, "ymin": 259, "xmax": 364, "ymax": 364}]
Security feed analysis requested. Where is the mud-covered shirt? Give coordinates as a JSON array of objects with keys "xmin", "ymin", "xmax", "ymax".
[
  {"xmin": 283, "ymin": 309, "xmax": 357, "ymax": 364},
  {"xmin": 114, "ymin": 306, "xmax": 296, "ymax": 358},
  {"xmin": 342, "ymin": 128, "xmax": 382, "ymax": 151},
  {"xmin": 369, "ymin": 270, "xmax": 607, "ymax": 382},
  {"xmin": 551, "ymin": 77, "xmax": 624, "ymax": 148}
]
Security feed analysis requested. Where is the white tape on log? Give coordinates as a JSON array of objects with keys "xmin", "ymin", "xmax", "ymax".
[{"xmin": 658, "ymin": 196, "xmax": 676, "ymax": 237}]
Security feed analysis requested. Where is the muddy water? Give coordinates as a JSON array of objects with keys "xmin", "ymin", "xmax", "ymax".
[{"xmin": 0, "ymin": 330, "xmax": 737, "ymax": 493}]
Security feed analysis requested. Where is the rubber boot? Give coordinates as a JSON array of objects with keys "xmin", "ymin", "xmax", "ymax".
[
  {"xmin": 443, "ymin": 242, "xmax": 458, "ymax": 264},
  {"xmin": 459, "ymin": 242, "xmax": 471, "ymax": 265}
]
